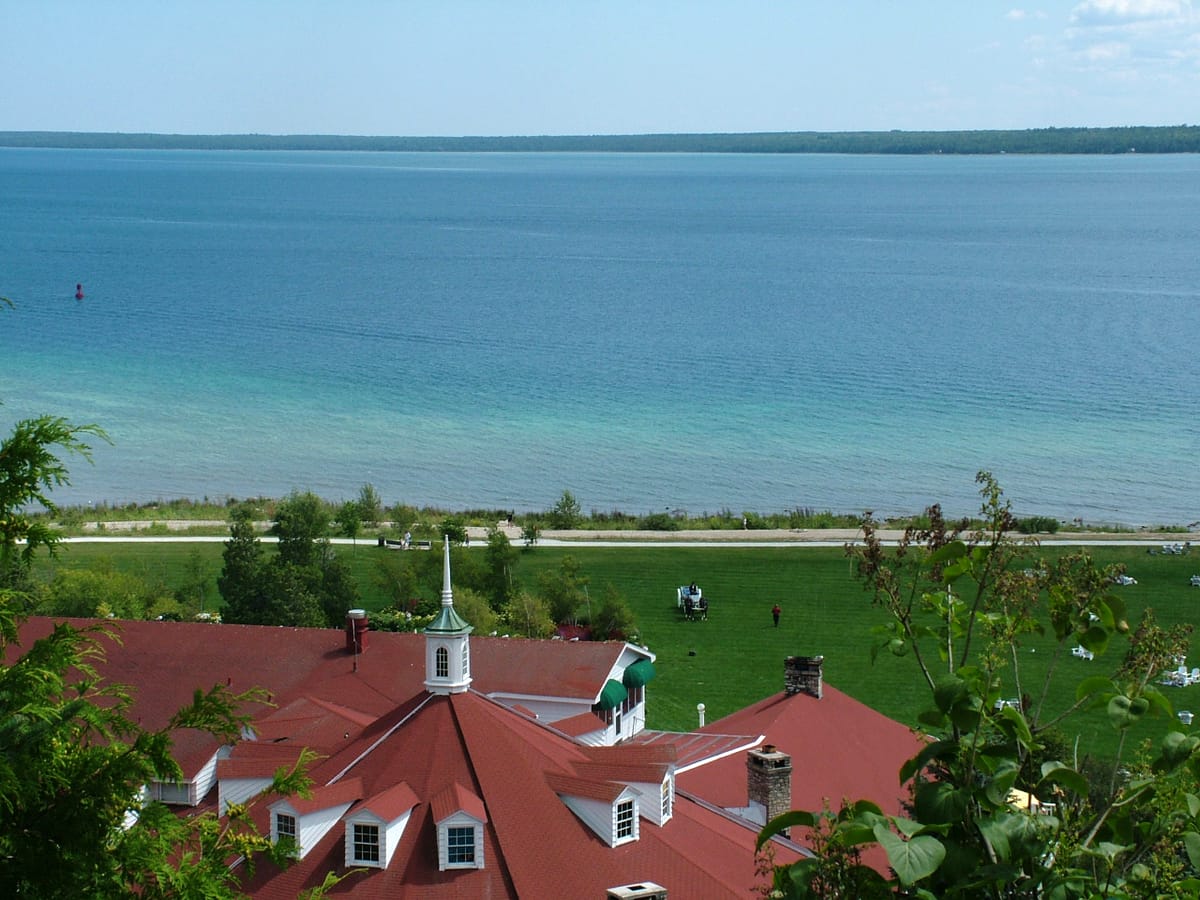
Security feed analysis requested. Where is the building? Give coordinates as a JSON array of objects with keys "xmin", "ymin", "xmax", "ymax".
[{"xmin": 14, "ymin": 540, "xmax": 922, "ymax": 897}]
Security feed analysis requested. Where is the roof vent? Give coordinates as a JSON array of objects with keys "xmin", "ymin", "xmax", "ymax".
[
  {"xmin": 606, "ymin": 883, "xmax": 667, "ymax": 899},
  {"xmin": 345, "ymin": 609, "xmax": 369, "ymax": 655}
]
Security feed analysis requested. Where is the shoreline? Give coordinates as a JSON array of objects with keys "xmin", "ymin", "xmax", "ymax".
[{"xmin": 68, "ymin": 519, "xmax": 1196, "ymax": 546}]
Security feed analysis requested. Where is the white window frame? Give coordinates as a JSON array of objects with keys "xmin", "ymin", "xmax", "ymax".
[
  {"xmin": 446, "ymin": 825, "xmax": 475, "ymax": 865},
  {"xmin": 275, "ymin": 812, "xmax": 297, "ymax": 844},
  {"xmin": 616, "ymin": 799, "xmax": 636, "ymax": 841},
  {"xmin": 352, "ymin": 822, "xmax": 381, "ymax": 865},
  {"xmin": 436, "ymin": 646, "xmax": 449, "ymax": 678}
]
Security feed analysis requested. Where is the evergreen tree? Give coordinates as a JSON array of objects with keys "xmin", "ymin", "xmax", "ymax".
[{"xmin": 217, "ymin": 504, "xmax": 265, "ymax": 624}]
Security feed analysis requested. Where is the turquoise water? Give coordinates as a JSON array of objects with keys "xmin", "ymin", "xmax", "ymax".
[{"xmin": 2, "ymin": 149, "xmax": 1198, "ymax": 525}]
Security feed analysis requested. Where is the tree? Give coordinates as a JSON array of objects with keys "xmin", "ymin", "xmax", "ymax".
[
  {"xmin": 337, "ymin": 499, "xmax": 362, "ymax": 547},
  {"xmin": 272, "ymin": 491, "xmax": 330, "ymax": 569},
  {"xmin": 43, "ymin": 565, "xmax": 176, "ymax": 620},
  {"xmin": 0, "ymin": 415, "xmax": 107, "ymax": 587},
  {"xmin": 481, "ymin": 527, "xmax": 519, "ymax": 610},
  {"xmin": 759, "ymin": 473, "xmax": 1200, "ymax": 898},
  {"xmin": 218, "ymin": 504, "xmax": 266, "ymax": 625},
  {"xmin": 547, "ymin": 489, "xmax": 582, "ymax": 530},
  {"xmin": 440, "ymin": 517, "xmax": 468, "ymax": 545},
  {"xmin": 0, "ymin": 411, "xmax": 332, "ymax": 897},
  {"xmin": 588, "ymin": 584, "xmax": 637, "ymax": 641},
  {"xmin": 356, "ymin": 483, "xmax": 382, "ymax": 527},
  {"xmin": 502, "ymin": 590, "xmax": 554, "ymax": 638},
  {"xmin": 537, "ymin": 555, "xmax": 589, "ymax": 626}
]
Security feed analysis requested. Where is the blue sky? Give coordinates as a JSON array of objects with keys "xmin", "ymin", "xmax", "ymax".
[{"xmin": 4, "ymin": 1, "xmax": 1197, "ymax": 135}]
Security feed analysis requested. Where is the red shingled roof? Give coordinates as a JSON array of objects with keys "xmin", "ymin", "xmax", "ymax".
[
  {"xmin": 12, "ymin": 617, "xmax": 826, "ymax": 896},
  {"xmin": 678, "ymin": 684, "xmax": 923, "ymax": 819}
]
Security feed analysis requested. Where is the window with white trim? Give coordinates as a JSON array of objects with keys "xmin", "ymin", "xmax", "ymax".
[
  {"xmin": 661, "ymin": 779, "xmax": 672, "ymax": 819},
  {"xmin": 353, "ymin": 823, "xmax": 380, "ymax": 863},
  {"xmin": 436, "ymin": 646, "xmax": 449, "ymax": 678},
  {"xmin": 447, "ymin": 826, "xmax": 475, "ymax": 864},
  {"xmin": 616, "ymin": 799, "xmax": 635, "ymax": 839},
  {"xmin": 461, "ymin": 641, "xmax": 469, "ymax": 676},
  {"xmin": 275, "ymin": 812, "xmax": 297, "ymax": 843}
]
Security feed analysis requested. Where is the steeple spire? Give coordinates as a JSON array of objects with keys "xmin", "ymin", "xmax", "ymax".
[{"xmin": 424, "ymin": 535, "xmax": 473, "ymax": 694}]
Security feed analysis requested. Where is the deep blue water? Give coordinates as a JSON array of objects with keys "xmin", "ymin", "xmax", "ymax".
[{"xmin": 2, "ymin": 149, "xmax": 1198, "ymax": 525}]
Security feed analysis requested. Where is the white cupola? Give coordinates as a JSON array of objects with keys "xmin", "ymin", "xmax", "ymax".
[{"xmin": 423, "ymin": 535, "xmax": 473, "ymax": 694}]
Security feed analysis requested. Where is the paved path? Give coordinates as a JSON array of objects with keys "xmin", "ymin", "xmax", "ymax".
[{"xmin": 60, "ymin": 521, "xmax": 1195, "ymax": 549}]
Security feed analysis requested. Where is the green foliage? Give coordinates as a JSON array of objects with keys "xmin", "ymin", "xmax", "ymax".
[
  {"xmin": 548, "ymin": 489, "xmax": 582, "ymax": 530},
  {"xmin": 272, "ymin": 491, "xmax": 330, "ymax": 569},
  {"xmin": 355, "ymin": 484, "xmax": 382, "ymax": 527},
  {"xmin": 1017, "ymin": 515, "xmax": 1061, "ymax": 534},
  {"xmin": 638, "ymin": 512, "xmax": 680, "ymax": 531},
  {"xmin": 537, "ymin": 555, "xmax": 589, "ymax": 625},
  {"xmin": 0, "ymin": 603, "xmax": 316, "ymax": 897},
  {"xmin": 502, "ymin": 590, "xmax": 555, "ymax": 638},
  {"xmin": 0, "ymin": 415, "xmax": 108, "ymax": 581},
  {"xmin": 481, "ymin": 527, "xmax": 519, "ymax": 610},
  {"xmin": 42, "ymin": 564, "xmax": 176, "ymax": 620},
  {"xmin": 520, "ymin": 522, "xmax": 541, "ymax": 547},
  {"xmin": 763, "ymin": 473, "xmax": 1200, "ymax": 897},
  {"xmin": 440, "ymin": 517, "xmax": 468, "ymax": 545},
  {"xmin": 219, "ymin": 497, "xmax": 358, "ymax": 628},
  {"xmin": 587, "ymin": 584, "xmax": 638, "ymax": 641}
]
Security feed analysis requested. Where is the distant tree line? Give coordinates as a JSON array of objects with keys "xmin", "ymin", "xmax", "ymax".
[{"xmin": 2, "ymin": 126, "xmax": 1199, "ymax": 154}]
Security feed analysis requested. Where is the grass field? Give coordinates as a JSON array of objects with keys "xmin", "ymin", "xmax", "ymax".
[{"xmin": 31, "ymin": 538, "xmax": 1200, "ymax": 762}]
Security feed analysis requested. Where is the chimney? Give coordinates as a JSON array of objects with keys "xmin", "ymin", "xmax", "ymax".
[
  {"xmin": 747, "ymin": 744, "xmax": 793, "ymax": 836},
  {"xmin": 345, "ymin": 609, "xmax": 369, "ymax": 655},
  {"xmin": 785, "ymin": 655, "xmax": 823, "ymax": 699}
]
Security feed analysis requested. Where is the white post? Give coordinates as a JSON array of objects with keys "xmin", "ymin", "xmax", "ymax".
[{"xmin": 697, "ymin": 702, "xmax": 706, "ymax": 728}]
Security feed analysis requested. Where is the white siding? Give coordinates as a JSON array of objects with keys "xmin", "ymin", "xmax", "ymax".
[
  {"xmin": 557, "ymin": 789, "xmax": 639, "ymax": 847},
  {"xmin": 383, "ymin": 809, "xmax": 413, "ymax": 865},
  {"xmin": 628, "ymin": 778, "xmax": 671, "ymax": 826},
  {"xmin": 343, "ymin": 810, "xmax": 411, "ymax": 869},
  {"xmin": 190, "ymin": 749, "xmax": 222, "ymax": 806},
  {"xmin": 437, "ymin": 811, "xmax": 484, "ymax": 871},
  {"xmin": 296, "ymin": 802, "xmax": 353, "ymax": 860},
  {"xmin": 219, "ymin": 776, "xmax": 272, "ymax": 815}
]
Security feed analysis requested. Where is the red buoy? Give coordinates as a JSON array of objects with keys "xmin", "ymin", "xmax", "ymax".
[{"xmin": 75, "ymin": 283, "xmax": 84, "ymax": 300}]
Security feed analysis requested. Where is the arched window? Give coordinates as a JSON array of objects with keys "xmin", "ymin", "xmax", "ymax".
[{"xmin": 436, "ymin": 646, "xmax": 449, "ymax": 678}]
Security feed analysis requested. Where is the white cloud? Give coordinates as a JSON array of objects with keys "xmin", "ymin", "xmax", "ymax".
[
  {"xmin": 1081, "ymin": 40, "xmax": 1132, "ymax": 60},
  {"xmin": 1070, "ymin": 0, "xmax": 1190, "ymax": 26},
  {"xmin": 1007, "ymin": 9, "xmax": 1029, "ymax": 20}
]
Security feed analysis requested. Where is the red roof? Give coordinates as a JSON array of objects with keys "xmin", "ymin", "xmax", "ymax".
[
  {"xmin": 282, "ymin": 778, "xmax": 363, "ymax": 816},
  {"xmin": 430, "ymin": 782, "xmax": 487, "ymax": 824},
  {"xmin": 358, "ymin": 781, "xmax": 419, "ymax": 824},
  {"xmin": 678, "ymin": 684, "xmax": 923, "ymax": 819}
]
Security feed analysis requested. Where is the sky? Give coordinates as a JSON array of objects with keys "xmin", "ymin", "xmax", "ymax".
[{"xmin": 3, "ymin": 0, "xmax": 1197, "ymax": 136}]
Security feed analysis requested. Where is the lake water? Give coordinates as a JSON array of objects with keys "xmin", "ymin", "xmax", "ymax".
[{"xmin": 1, "ymin": 149, "xmax": 1198, "ymax": 526}]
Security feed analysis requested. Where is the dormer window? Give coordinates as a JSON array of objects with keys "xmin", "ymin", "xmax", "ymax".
[
  {"xmin": 275, "ymin": 812, "xmax": 297, "ymax": 844},
  {"xmin": 433, "ymin": 782, "xmax": 487, "ymax": 871},
  {"xmin": 616, "ymin": 799, "xmax": 636, "ymax": 841},
  {"xmin": 352, "ymin": 823, "xmax": 381, "ymax": 864},
  {"xmin": 447, "ymin": 825, "xmax": 476, "ymax": 865}
]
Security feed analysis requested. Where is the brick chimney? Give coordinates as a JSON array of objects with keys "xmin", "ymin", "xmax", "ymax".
[
  {"xmin": 345, "ymin": 609, "xmax": 369, "ymax": 655},
  {"xmin": 784, "ymin": 655, "xmax": 823, "ymax": 699},
  {"xmin": 747, "ymin": 744, "xmax": 793, "ymax": 836}
]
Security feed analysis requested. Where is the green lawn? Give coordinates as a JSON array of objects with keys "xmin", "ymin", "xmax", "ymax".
[{"xmin": 31, "ymin": 539, "xmax": 1200, "ymax": 760}]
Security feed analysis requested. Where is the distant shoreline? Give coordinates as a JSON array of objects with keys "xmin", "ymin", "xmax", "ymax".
[{"xmin": 3, "ymin": 126, "xmax": 1199, "ymax": 155}]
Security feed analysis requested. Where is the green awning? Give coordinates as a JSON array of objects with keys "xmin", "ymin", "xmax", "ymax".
[
  {"xmin": 594, "ymin": 679, "xmax": 628, "ymax": 711},
  {"xmin": 623, "ymin": 659, "xmax": 656, "ymax": 688}
]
